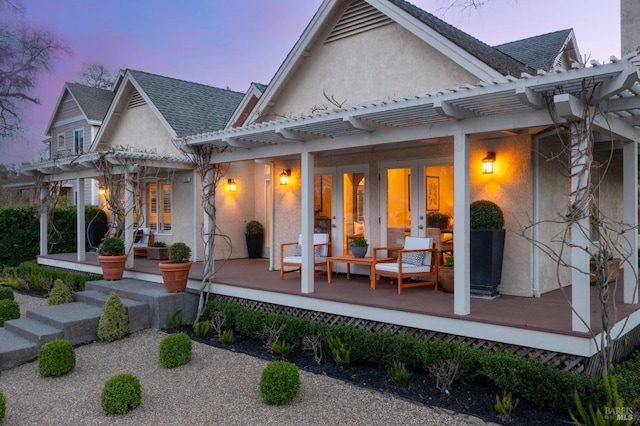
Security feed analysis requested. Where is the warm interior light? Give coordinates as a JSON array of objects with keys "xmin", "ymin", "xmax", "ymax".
[
  {"xmin": 227, "ymin": 178, "xmax": 237, "ymax": 192},
  {"xmin": 482, "ymin": 152, "xmax": 496, "ymax": 174},
  {"xmin": 98, "ymin": 186, "xmax": 106, "ymax": 195},
  {"xmin": 279, "ymin": 169, "xmax": 291, "ymax": 185}
]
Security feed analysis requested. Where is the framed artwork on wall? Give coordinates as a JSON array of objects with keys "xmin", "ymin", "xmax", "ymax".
[{"xmin": 426, "ymin": 176, "xmax": 439, "ymax": 211}]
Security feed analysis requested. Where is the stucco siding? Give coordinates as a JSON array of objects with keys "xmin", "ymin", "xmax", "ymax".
[{"xmin": 265, "ymin": 22, "xmax": 480, "ymax": 120}]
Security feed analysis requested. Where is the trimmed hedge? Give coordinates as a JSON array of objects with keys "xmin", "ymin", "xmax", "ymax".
[
  {"xmin": 0, "ymin": 286, "xmax": 14, "ymax": 300},
  {"xmin": 200, "ymin": 300, "xmax": 613, "ymax": 413},
  {"xmin": 159, "ymin": 333, "xmax": 192, "ymax": 368},
  {"xmin": 0, "ymin": 261, "xmax": 102, "ymax": 293},
  {"xmin": 38, "ymin": 339, "xmax": 76, "ymax": 377},
  {"xmin": 0, "ymin": 299, "xmax": 20, "ymax": 326},
  {"xmin": 259, "ymin": 361, "xmax": 300, "ymax": 405},
  {"xmin": 101, "ymin": 373, "xmax": 142, "ymax": 415}
]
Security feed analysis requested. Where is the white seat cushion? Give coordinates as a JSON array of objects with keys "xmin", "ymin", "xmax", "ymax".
[
  {"xmin": 283, "ymin": 256, "xmax": 327, "ymax": 264},
  {"xmin": 376, "ymin": 263, "xmax": 432, "ymax": 273}
]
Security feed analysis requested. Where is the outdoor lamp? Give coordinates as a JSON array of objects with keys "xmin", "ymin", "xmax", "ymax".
[
  {"xmin": 482, "ymin": 152, "xmax": 496, "ymax": 174},
  {"xmin": 279, "ymin": 169, "xmax": 291, "ymax": 185},
  {"xmin": 98, "ymin": 186, "xmax": 106, "ymax": 195},
  {"xmin": 227, "ymin": 178, "xmax": 237, "ymax": 192}
]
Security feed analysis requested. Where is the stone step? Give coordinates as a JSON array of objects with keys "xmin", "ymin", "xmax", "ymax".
[
  {"xmin": 26, "ymin": 302, "xmax": 104, "ymax": 346},
  {"xmin": 0, "ymin": 329, "xmax": 39, "ymax": 370},
  {"xmin": 73, "ymin": 290, "xmax": 151, "ymax": 332},
  {"xmin": 4, "ymin": 317, "xmax": 63, "ymax": 345}
]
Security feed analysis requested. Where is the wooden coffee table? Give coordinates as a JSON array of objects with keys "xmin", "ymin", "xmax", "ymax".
[{"xmin": 327, "ymin": 255, "xmax": 393, "ymax": 289}]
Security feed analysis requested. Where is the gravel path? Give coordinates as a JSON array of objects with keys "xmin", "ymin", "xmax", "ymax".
[{"xmin": 2, "ymin": 292, "xmax": 495, "ymax": 425}]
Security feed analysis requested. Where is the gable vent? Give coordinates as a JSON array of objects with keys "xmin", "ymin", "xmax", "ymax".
[
  {"xmin": 325, "ymin": 0, "xmax": 392, "ymax": 44},
  {"xmin": 127, "ymin": 90, "xmax": 146, "ymax": 109}
]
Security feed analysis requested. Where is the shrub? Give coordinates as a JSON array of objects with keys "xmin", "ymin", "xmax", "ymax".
[
  {"xmin": 571, "ymin": 373, "xmax": 638, "ymax": 426},
  {"xmin": 495, "ymin": 390, "xmax": 520, "ymax": 423},
  {"xmin": 219, "ymin": 330, "xmax": 234, "ymax": 344},
  {"xmin": 245, "ymin": 220, "xmax": 264, "ymax": 235},
  {"xmin": 0, "ymin": 206, "xmax": 39, "ymax": 268},
  {"xmin": 0, "ymin": 286, "xmax": 14, "ymax": 300},
  {"xmin": 271, "ymin": 340, "xmax": 295, "ymax": 359},
  {"xmin": 97, "ymin": 292, "xmax": 129, "ymax": 342},
  {"xmin": 38, "ymin": 339, "xmax": 76, "ymax": 377},
  {"xmin": 100, "ymin": 237, "xmax": 125, "ymax": 256},
  {"xmin": 328, "ymin": 335, "xmax": 351, "ymax": 365},
  {"xmin": 259, "ymin": 361, "xmax": 300, "ymax": 405},
  {"xmin": 0, "ymin": 299, "xmax": 19, "ymax": 326},
  {"xmin": 193, "ymin": 320, "xmax": 212, "ymax": 337},
  {"xmin": 101, "ymin": 373, "xmax": 142, "ymax": 415},
  {"xmin": 167, "ymin": 242, "xmax": 191, "ymax": 263},
  {"xmin": 159, "ymin": 333, "xmax": 192, "ymax": 368},
  {"xmin": 168, "ymin": 310, "xmax": 185, "ymax": 330},
  {"xmin": 470, "ymin": 199, "xmax": 504, "ymax": 230},
  {"xmin": 0, "ymin": 389, "xmax": 5, "ymax": 422},
  {"xmin": 387, "ymin": 361, "xmax": 412, "ymax": 385},
  {"xmin": 1, "ymin": 262, "xmax": 100, "ymax": 293},
  {"xmin": 48, "ymin": 279, "xmax": 72, "ymax": 306}
]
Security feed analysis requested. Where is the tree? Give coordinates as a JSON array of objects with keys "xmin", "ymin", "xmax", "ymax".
[
  {"xmin": 0, "ymin": 0, "xmax": 67, "ymax": 140},
  {"xmin": 78, "ymin": 63, "xmax": 118, "ymax": 89}
]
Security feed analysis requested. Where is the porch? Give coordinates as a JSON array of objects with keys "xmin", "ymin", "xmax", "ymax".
[{"xmin": 39, "ymin": 253, "xmax": 640, "ymax": 371}]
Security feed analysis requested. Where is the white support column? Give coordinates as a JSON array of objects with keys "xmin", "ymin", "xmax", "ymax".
[
  {"xmin": 301, "ymin": 150, "xmax": 315, "ymax": 293},
  {"xmin": 39, "ymin": 187, "xmax": 48, "ymax": 256},
  {"xmin": 203, "ymin": 169, "xmax": 214, "ymax": 274},
  {"xmin": 124, "ymin": 171, "xmax": 135, "ymax": 268},
  {"xmin": 453, "ymin": 131, "xmax": 470, "ymax": 315},
  {"xmin": 570, "ymin": 133, "xmax": 591, "ymax": 333},
  {"xmin": 76, "ymin": 178, "xmax": 86, "ymax": 261},
  {"xmin": 623, "ymin": 140, "xmax": 639, "ymax": 304}
]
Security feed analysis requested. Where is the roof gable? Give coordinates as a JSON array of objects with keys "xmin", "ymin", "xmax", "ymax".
[
  {"xmin": 45, "ymin": 83, "xmax": 114, "ymax": 136},
  {"xmin": 494, "ymin": 29, "xmax": 581, "ymax": 71}
]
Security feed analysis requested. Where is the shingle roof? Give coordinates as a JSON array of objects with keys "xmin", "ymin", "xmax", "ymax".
[
  {"xmin": 128, "ymin": 70, "xmax": 244, "ymax": 137},
  {"xmin": 494, "ymin": 29, "xmax": 573, "ymax": 72},
  {"xmin": 66, "ymin": 83, "xmax": 115, "ymax": 122},
  {"xmin": 388, "ymin": 0, "xmax": 536, "ymax": 76}
]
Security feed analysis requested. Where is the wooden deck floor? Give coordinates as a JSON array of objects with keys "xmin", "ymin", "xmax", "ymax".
[{"xmin": 43, "ymin": 253, "xmax": 639, "ymax": 337}]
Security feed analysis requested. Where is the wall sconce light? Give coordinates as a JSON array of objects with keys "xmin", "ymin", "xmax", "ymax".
[
  {"xmin": 98, "ymin": 186, "xmax": 106, "ymax": 195},
  {"xmin": 482, "ymin": 152, "xmax": 496, "ymax": 174},
  {"xmin": 227, "ymin": 178, "xmax": 237, "ymax": 192},
  {"xmin": 279, "ymin": 169, "xmax": 291, "ymax": 185}
]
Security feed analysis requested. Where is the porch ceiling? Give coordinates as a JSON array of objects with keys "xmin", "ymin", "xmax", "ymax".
[{"xmin": 182, "ymin": 56, "xmax": 640, "ymax": 150}]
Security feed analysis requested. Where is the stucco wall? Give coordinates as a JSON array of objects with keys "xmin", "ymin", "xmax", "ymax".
[{"xmin": 266, "ymin": 22, "xmax": 479, "ymax": 120}]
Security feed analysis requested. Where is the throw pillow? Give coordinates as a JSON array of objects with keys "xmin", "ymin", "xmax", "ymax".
[
  {"xmin": 403, "ymin": 251, "xmax": 425, "ymax": 266},
  {"xmin": 134, "ymin": 229, "xmax": 143, "ymax": 243}
]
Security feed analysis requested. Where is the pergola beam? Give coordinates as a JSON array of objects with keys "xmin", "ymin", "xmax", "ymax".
[
  {"xmin": 344, "ymin": 116, "xmax": 374, "ymax": 132},
  {"xmin": 591, "ymin": 68, "xmax": 639, "ymax": 104},
  {"xmin": 516, "ymin": 87, "xmax": 545, "ymax": 109},
  {"xmin": 276, "ymin": 128, "xmax": 305, "ymax": 141},
  {"xmin": 434, "ymin": 100, "xmax": 468, "ymax": 120}
]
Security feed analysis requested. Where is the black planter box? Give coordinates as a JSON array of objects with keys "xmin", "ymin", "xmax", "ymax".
[
  {"xmin": 245, "ymin": 234, "xmax": 264, "ymax": 259},
  {"xmin": 470, "ymin": 229, "xmax": 505, "ymax": 299}
]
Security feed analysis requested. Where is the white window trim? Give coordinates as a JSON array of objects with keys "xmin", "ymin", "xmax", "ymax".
[
  {"xmin": 73, "ymin": 128, "xmax": 84, "ymax": 154},
  {"xmin": 57, "ymin": 133, "xmax": 65, "ymax": 150}
]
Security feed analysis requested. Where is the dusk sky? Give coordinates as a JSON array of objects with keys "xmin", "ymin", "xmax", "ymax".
[{"xmin": 1, "ymin": 0, "xmax": 621, "ymax": 166}]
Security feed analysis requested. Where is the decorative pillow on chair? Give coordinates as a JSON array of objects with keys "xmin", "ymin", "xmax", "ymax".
[
  {"xmin": 403, "ymin": 251, "xmax": 425, "ymax": 266},
  {"xmin": 134, "ymin": 229, "xmax": 144, "ymax": 243}
]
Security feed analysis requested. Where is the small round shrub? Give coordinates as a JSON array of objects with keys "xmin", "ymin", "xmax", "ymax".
[
  {"xmin": 470, "ymin": 200, "xmax": 505, "ymax": 230},
  {"xmin": 101, "ymin": 373, "xmax": 142, "ymax": 415},
  {"xmin": 0, "ymin": 389, "xmax": 5, "ymax": 422},
  {"xmin": 38, "ymin": 339, "xmax": 76, "ymax": 377},
  {"xmin": 0, "ymin": 286, "xmax": 14, "ymax": 300},
  {"xmin": 159, "ymin": 333, "xmax": 192, "ymax": 368},
  {"xmin": 48, "ymin": 279, "xmax": 72, "ymax": 306},
  {"xmin": 259, "ymin": 361, "xmax": 300, "ymax": 405},
  {"xmin": 97, "ymin": 292, "xmax": 129, "ymax": 342},
  {"xmin": 0, "ymin": 299, "xmax": 20, "ymax": 326}
]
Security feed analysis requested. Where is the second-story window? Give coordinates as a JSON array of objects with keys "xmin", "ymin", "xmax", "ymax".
[
  {"xmin": 74, "ymin": 129, "xmax": 84, "ymax": 154},
  {"xmin": 57, "ymin": 134, "xmax": 65, "ymax": 150}
]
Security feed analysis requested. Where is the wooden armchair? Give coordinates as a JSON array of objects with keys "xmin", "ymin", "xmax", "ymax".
[
  {"xmin": 373, "ymin": 236, "xmax": 438, "ymax": 294},
  {"xmin": 280, "ymin": 233, "xmax": 331, "ymax": 280},
  {"xmin": 133, "ymin": 227, "xmax": 154, "ymax": 257}
]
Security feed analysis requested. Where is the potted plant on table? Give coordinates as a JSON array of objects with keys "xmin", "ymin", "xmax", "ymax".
[
  {"xmin": 146, "ymin": 241, "xmax": 168, "ymax": 260},
  {"xmin": 439, "ymin": 256, "xmax": 454, "ymax": 293},
  {"xmin": 349, "ymin": 237, "xmax": 369, "ymax": 258},
  {"xmin": 159, "ymin": 242, "xmax": 192, "ymax": 292},
  {"xmin": 98, "ymin": 237, "xmax": 127, "ymax": 281},
  {"xmin": 470, "ymin": 200, "xmax": 505, "ymax": 298},
  {"xmin": 245, "ymin": 220, "xmax": 264, "ymax": 259}
]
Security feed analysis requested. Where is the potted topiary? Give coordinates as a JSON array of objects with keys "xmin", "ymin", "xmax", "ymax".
[
  {"xmin": 348, "ymin": 237, "xmax": 368, "ymax": 258},
  {"xmin": 98, "ymin": 237, "xmax": 127, "ymax": 281},
  {"xmin": 427, "ymin": 212, "xmax": 451, "ymax": 230},
  {"xmin": 245, "ymin": 220, "xmax": 264, "ymax": 259},
  {"xmin": 439, "ymin": 256, "xmax": 454, "ymax": 293},
  {"xmin": 158, "ymin": 242, "xmax": 192, "ymax": 292},
  {"xmin": 470, "ymin": 200, "xmax": 505, "ymax": 298},
  {"xmin": 146, "ymin": 241, "xmax": 168, "ymax": 260}
]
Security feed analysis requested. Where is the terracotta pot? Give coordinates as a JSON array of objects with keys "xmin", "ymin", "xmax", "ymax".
[
  {"xmin": 99, "ymin": 255, "xmax": 128, "ymax": 281},
  {"xmin": 159, "ymin": 262, "xmax": 193, "ymax": 292},
  {"xmin": 439, "ymin": 266, "xmax": 454, "ymax": 293}
]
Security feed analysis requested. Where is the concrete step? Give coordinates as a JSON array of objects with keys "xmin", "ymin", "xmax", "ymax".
[
  {"xmin": 4, "ymin": 317, "xmax": 63, "ymax": 345},
  {"xmin": 0, "ymin": 329, "xmax": 39, "ymax": 370},
  {"xmin": 86, "ymin": 279, "xmax": 198, "ymax": 329},
  {"xmin": 26, "ymin": 302, "xmax": 104, "ymax": 346},
  {"xmin": 73, "ymin": 290, "xmax": 151, "ymax": 332}
]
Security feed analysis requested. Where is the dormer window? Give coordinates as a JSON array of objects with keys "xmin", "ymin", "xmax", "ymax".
[
  {"xmin": 57, "ymin": 134, "xmax": 65, "ymax": 150},
  {"xmin": 74, "ymin": 129, "xmax": 84, "ymax": 154}
]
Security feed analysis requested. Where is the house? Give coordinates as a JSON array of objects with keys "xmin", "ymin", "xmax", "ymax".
[{"xmin": 23, "ymin": 0, "xmax": 640, "ymax": 370}]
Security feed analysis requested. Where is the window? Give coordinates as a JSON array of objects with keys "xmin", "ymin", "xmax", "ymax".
[
  {"xmin": 147, "ymin": 182, "xmax": 172, "ymax": 234},
  {"xmin": 57, "ymin": 134, "xmax": 65, "ymax": 150},
  {"xmin": 74, "ymin": 129, "xmax": 84, "ymax": 154}
]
